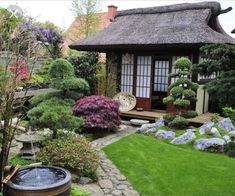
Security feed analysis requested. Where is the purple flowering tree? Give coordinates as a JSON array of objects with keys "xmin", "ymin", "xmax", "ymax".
[{"xmin": 34, "ymin": 26, "xmax": 64, "ymax": 59}]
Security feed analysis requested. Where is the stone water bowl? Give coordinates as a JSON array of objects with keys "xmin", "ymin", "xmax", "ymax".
[{"xmin": 3, "ymin": 166, "xmax": 71, "ymax": 196}]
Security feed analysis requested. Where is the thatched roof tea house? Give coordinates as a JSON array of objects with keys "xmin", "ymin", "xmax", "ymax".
[{"xmin": 70, "ymin": 1, "xmax": 235, "ymax": 114}]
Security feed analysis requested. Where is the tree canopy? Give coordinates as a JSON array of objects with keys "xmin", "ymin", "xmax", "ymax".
[{"xmin": 193, "ymin": 44, "xmax": 235, "ymax": 109}]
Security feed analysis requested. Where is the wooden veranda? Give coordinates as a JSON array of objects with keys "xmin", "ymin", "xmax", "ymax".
[{"xmin": 121, "ymin": 110, "xmax": 213, "ymax": 126}]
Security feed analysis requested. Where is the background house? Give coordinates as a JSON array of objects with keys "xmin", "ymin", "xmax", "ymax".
[
  {"xmin": 70, "ymin": 1, "xmax": 235, "ymax": 114},
  {"xmin": 64, "ymin": 5, "xmax": 117, "ymax": 55}
]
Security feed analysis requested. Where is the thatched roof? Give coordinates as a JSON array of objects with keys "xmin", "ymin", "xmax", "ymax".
[{"xmin": 70, "ymin": 1, "xmax": 235, "ymax": 51}]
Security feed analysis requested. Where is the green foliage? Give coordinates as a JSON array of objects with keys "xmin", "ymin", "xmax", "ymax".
[
  {"xmin": 170, "ymin": 116, "xmax": 188, "ymax": 128},
  {"xmin": 210, "ymin": 113, "xmax": 220, "ymax": 124},
  {"xmin": 27, "ymin": 97, "xmax": 83, "ymax": 138},
  {"xmin": 170, "ymin": 86, "xmax": 184, "ymax": 97},
  {"xmin": 29, "ymin": 92, "xmax": 61, "ymax": 107},
  {"xmin": 27, "ymin": 73, "xmax": 44, "ymax": 87},
  {"xmin": 163, "ymin": 113, "xmax": 176, "ymax": 123},
  {"xmin": 37, "ymin": 136, "xmax": 99, "ymax": 178},
  {"xmin": 224, "ymin": 142, "xmax": 235, "ymax": 158},
  {"xmin": 180, "ymin": 111, "xmax": 198, "ymax": 119},
  {"xmin": 34, "ymin": 58, "xmax": 53, "ymax": 83},
  {"xmin": 173, "ymin": 99, "xmax": 190, "ymax": 109},
  {"xmin": 183, "ymin": 89, "xmax": 197, "ymax": 100},
  {"xmin": 163, "ymin": 96, "xmax": 174, "ymax": 105},
  {"xmin": 194, "ymin": 44, "xmax": 235, "ymax": 108},
  {"xmin": 71, "ymin": 0, "xmax": 101, "ymax": 37},
  {"xmin": 173, "ymin": 57, "xmax": 192, "ymax": 69},
  {"xmin": 9, "ymin": 155, "xmax": 34, "ymax": 166},
  {"xmin": 97, "ymin": 63, "xmax": 117, "ymax": 97},
  {"xmin": 49, "ymin": 58, "xmax": 74, "ymax": 79},
  {"xmin": 71, "ymin": 186, "xmax": 91, "ymax": 196},
  {"xmin": 50, "ymin": 77, "xmax": 89, "ymax": 100},
  {"xmin": 0, "ymin": 8, "xmax": 20, "ymax": 38},
  {"xmin": 164, "ymin": 57, "xmax": 198, "ymax": 113},
  {"xmin": 223, "ymin": 107, "xmax": 235, "ymax": 124},
  {"xmin": 67, "ymin": 52, "xmax": 99, "ymax": 94}
]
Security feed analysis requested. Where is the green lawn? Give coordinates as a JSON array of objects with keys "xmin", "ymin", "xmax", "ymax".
[{"xmin": 103, "ymin": 134, "xmax": 235, "ymax": 196}]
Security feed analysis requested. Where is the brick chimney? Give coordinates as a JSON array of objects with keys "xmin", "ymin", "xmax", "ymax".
[{"xmin": 108, "ymin": 5, "xmax": 118, "ymax": 21}]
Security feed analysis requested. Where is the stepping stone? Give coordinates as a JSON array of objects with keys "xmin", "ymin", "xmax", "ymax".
[{"xmin": 130, "ymin": 119, "xmax": 149, "ymax": 126}]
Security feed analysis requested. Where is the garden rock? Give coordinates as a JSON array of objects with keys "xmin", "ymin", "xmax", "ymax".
[
  {"xmin": 210, "ymin": 127, "xmax": 221, "ymax": 137},
  {"xmin": 223, "ymin": 135, "xmax": 231, "ymax": 143},
  {"xmin": 155, "ymin": 130, "xmax": 175, "ymax": 140},
  {"xmin": 199, "ymin": 121, "xmax": 214, "ymax": 135},
  {"xmin": 193, "ymin": 138, "xmax": 225, "ymax": 151},
  {"xmin": 171, "ymin": 131, "xmax": 196, "ymax": 144},
  {"xmin": 218, "ymin": 118, "xmax": 235, "ymax": 132},
  {"xmin": 130, "ymin": 119, "xmax": 149, "ymax": 126},
  {"xmin": 228, "ymin": 131, "xmax": 235, "ymax": 136},
  {"xmin": 137, "ymin": 117, "xmax": 164, "ymax": 133},
  {"xmin": 144, "ymin": 128, "xmax": 156, "ymax": 134},
  {"xmin": 187, "ymin": 128, "xmax": 196, "ymax": 132},
  {"xmin": 79, "ymin": 177, "xmax": 93, "ymax": 185}
]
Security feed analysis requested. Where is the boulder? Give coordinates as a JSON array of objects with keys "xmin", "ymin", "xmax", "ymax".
[
  {"xmin": 155, "ymin": 130, "xmax": 175, "ymax": 140},
  {"xmin": 193, "ymin": 138, "xmax": 225, "ymax": 151},
  {"xmin": 144, "ymin": 128, "xmax": 156, "ymax": 134},
  {"xmin": 218, "ymin": 118, "xmax": 235, "ymax": 132},
  {"xmin": 228, "ymin": 131, "xmax": 235, "ymax": 136},
  {"xmin": 187, "ymin": 128, "xmax": 196, "ymax": 132},
  {"xmin": 210, "ymin": 127, "xmax": 221, "ymax": 137},
  {"xmin": 137, "ymin": 117, "xmax": 164, "ymax": 133},
  {"xmin": 199, "ymin": 121, "xmax": 214, "ymax": 135},
  {"xmin": 223, "ymin": 135, "xmax": 231, "ymax": 143},
  {"xmin": 171, "ymin": 131, "xmax": 196, "ymax": 144}
]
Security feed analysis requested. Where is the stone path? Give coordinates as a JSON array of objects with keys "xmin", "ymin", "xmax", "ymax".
[{"xmin": 79, "ymin": 123, "xmax": 140, "ymax": 196}]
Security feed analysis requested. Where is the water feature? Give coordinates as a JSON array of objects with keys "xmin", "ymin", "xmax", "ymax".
[
  {"xmin": 3, "ymin": 166, "xmax": 71, "ymax": 196},
  {"xmin": 4, "ymin": 129, "xmax": 71, "ymax": 195}
]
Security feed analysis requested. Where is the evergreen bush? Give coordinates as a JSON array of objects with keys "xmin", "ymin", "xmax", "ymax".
[
  {"xmin": 49, "ymin": 58, "xmax": 74, "ymax": 79},
  {"xmin": 28, "ymin": 97, "xmax": 83, "ymax": 138},
  {"xmin": 181, "ymin": 111, "xmax": 198, "ymax": 119},
  {"xmin": 169, "ymin": 116, "xmax": 189, "ymax": 128},
  {"xmin": 37, "ymin": 136, "xmax": 99, "ymax": 178}
]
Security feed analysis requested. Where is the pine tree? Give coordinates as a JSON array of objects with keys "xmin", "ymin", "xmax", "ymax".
[
  {"xmin": 163, "ymin": 57, "xmax": 199, "ymax": 114},
  {"xmin": 193, "ymin": 44, "xmax": 235, "ymax": 108}
]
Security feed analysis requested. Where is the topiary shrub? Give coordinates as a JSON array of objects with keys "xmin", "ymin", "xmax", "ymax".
[
  {"xmin": 73, "ymin": 96, "xmax": 121, "ymax": 130},
  {"xmin": 169, "ymin": 116, "xmax": 189, "ymax": 128},
  {"xmin": 50, "ymin": 77, "xmax": 90, "ymax": 100},
  {"xmin": 49, "ymin": 58, "xmax": 74, "ymax": 80},
  {"xmin": 163, "ymin": 113, "xmax": 176, "ymax": 124},
  {"xmin": 181, "ymin": 111, "xmax": 198, "ymax": 119},
  {"xmin": 27, "ymin": 97, "xmax": 83, "ymax": 138},
  {"xmin": 163, "ymin": 57, "xmax": 198, "ymax": 115},
  {"xmin": 37, "ymin": 136, "xmax": 99, "ymax": 178}
]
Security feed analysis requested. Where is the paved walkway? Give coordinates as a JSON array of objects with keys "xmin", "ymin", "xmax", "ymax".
[{"xmin": 79, "ymin": 123, "xmax": 140, "ymax": 196}]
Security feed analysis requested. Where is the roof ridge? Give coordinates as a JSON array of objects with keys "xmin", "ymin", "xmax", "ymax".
[{"xmin": 115, "ymin": 1, "xmax": 221, "ymax": 18}]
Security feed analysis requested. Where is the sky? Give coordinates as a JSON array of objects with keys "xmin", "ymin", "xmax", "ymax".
[{"xmin": 0, "ymin": 0, "xmax": 235, "ymax": 38}]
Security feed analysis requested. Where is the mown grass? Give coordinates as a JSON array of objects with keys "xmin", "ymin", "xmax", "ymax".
[{"xmin": 103, "ymin": 134, "xmax": 235, "ymax": 196}]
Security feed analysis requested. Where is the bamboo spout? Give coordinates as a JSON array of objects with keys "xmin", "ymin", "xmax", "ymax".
[{"xmin": 2, "ymin": 165, "xmax": 20, "ymax": 184}]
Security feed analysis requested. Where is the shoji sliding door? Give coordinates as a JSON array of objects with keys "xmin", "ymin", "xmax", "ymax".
[
  {"xmin": 121, "ymin": 54, "xmax": 134, "ymax": 94},
  {"xmin": 135, "ymin": 56, "xmax": 152, "ymax": 110}
]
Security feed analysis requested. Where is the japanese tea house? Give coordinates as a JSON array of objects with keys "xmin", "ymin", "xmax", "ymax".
[{"xmin": 70, "ymin": 1, "xmax": 235, "ymax": 114}]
